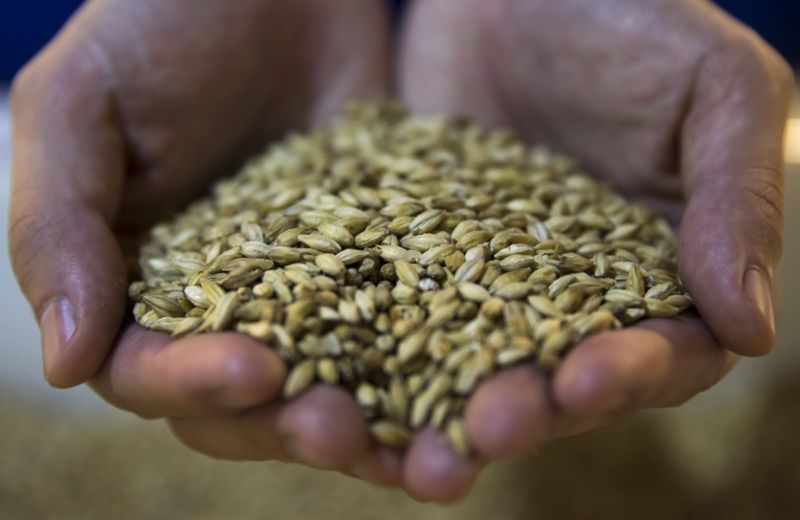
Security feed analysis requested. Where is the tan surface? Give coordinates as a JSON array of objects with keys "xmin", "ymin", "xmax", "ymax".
[{"xmin": 2, "ymin": 378, "xmax": 800, "ymax": 520}]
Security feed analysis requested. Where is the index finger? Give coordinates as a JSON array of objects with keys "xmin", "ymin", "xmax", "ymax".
[{"xmin": 9, "ymin": 5, "xmax": 127, "ymax": 387}]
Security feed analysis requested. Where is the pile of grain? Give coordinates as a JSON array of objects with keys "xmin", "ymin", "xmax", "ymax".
[{"xmin": 129, "ymin": 102, "xmax": 690, "ymax": 454}]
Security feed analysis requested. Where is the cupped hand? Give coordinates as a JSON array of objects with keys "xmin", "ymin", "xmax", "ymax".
[
  {"xmin": 396, "ymin": 0, "xmax": 794, "ymax": 500},
  {"xmin": 9, "ymin": 0, "xmax": 412, "ymax": 493},
  {"xmin": 10, "ymin": 0, "xmax": 389, "ymax": 386}
]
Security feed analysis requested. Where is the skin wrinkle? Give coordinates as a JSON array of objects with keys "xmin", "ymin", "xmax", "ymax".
[
  {"xmin": 105, "ymin": 5, "xmax": 290, "ymax": 180},
  {"xmin": 679, "ymin": 214, "xmax": 755, "ymax": 349},
  {"xmin": 684, "ymin": 39, "xmax": 788, "ymax": 178},
  {"xmin": 12, "ymin": 54, "xmax": 123, "ymax": 221},
  {"xmin": 99, "ymin": 2, "xmax": 376, "ymax": 228},
  {"xmin": 691, "ymin": 165, "xmax": 784, "ymax": 259},
  {"xmin": 686, "ymin": 149, "xmax": 785, "ymax": 277},
  {"xmin": 41, "ymin": 5, "xmax": 123, "ymax": 212},
  {"xmin": 739, "ymin": 168, "xmax": 785, "ymax": 238},
  {"xmin": 7, "ymin": 212, "xmax": 60, "ymax": 296},
  {"xmin": 480, "ymin": 0, "xmax": 697, "ymax": 200},
  {"xmin": 678, "ymin": 40, "xmax": 789, "ymax": 332},
  {"xmin": 8, "ymin": 203, "xmax": 115, "ymax": 318},
  {"xmin": 503, "ymin": 0, "xmax": 687, "ymax": 110}
]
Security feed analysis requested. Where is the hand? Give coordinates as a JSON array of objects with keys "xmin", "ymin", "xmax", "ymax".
[
  {"xmin": 397, "ymin": 0, "xmax": 793, "ymax": 500},
  {"xmin": 10, "ymin": 0, "xmax": 405, "ymax": 489}
]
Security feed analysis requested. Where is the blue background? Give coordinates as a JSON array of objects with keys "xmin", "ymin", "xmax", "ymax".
[{"xmin": 1, "ymin": 0, "xmax": 797, "ymax": 83}]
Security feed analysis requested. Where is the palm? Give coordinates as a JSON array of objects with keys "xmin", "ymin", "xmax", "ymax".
[
  {"xmin": 395, "ymin": 0, "xmax": 759, "ymax": 472},
  {"xmin": 85, "ymin": 0, "xmax": 387, "ymax": 228},
  {"xmin": 13, "ymin": 0, "xmax": 401, "ymax": 494},
  {"xmin": 399, "ymin": 0, "xmax": 751, "ymax": 219}
]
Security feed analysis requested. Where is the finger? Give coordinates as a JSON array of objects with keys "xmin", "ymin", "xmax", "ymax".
[
  {"xmin": 464, "ymin": 365, "xmax": 554, "ymax": 459},
  {"xmin": 680, "ymin": 34, "xmax": 794, "ymax": 356},
  {"xmin": 278, "ymin": 385, "xmax": 371, "ymax": 470},
  {"xmin": 403, "ymin": 428, "xmax": 483, "ymax": 504},
  {"xmin": 168, "ymin": 386, "xmax": 371, "ymax": 472},
  {"xmin": 89, "ymin": 326, "xmax": 286, "ymax": 418},
  {"xmin": 466, "ymin": 364, "xmax": 627, "ymax": 453},
  {"xmin": 8, "ymin": 10, "xmax": 127, "ymax": 387},
  {"xmin": 553, "ymin": 312, "xmax": 738, "ymax": 426},
  {"xmin": 168, "ymin": 404, "xmax": 286, "ymax": 462},
  {"xmin": 349, "ymin": 446, "xmax": 405, "ymax": 488}
]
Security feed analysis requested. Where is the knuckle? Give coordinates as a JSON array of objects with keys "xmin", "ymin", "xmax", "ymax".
[
  {"xmin": 9, "ymin": 61, "xmax": 42, "ymax": 115},
  {"xmin": 166, "ymin": 418, "xmax": 243, "ymax": 461},
  {"xmin": 7, "ymin": 209, "xmax": 64, "ymax": 304},
  {"xmin": 722, "ymin": 34, "xmax": 794, "ymax": 97},
  {"xmin": 731, "ymin": 34, "xmax": 764, "ymax": 64},
  {"xmin": 165, "ymin": 419, "xmax": 208, "ymax": 455},
  {"xmin": 8, "ymin": 210, "xmax": 55, "ymax": 263},
  {"xmin": 10, "ymin": 41, "xmax": 111, "ymax": 121},
  {"xmin": 703, "ymin": 34, "xmax": 779, "ymax": 90},
  {"xmin": 8, "ymin": 212, "xmax": 43, "ymax": 273},
  {"xmin": 87, "ymin": 379, "xmax": 163, "ymax": 419},
  {"xmin": 740, "ymin": 32, "xmax": 796, "ymax": 92},
  {"xmin": 739, "ymin": 166, "xmax": 784, "ymax": 253},
  {"xmin": 700, "ymin": 354, "xmax": 739, "ymax": 394},
  {"xmin": 729, "ymin": 38, "xmax": 769, "ymax": 83}
]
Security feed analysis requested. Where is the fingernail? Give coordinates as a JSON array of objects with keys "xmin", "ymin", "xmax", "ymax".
[
  {"xmin": 40, "ymin": 298, "xmax": 77, "ymax": 374},
  {"xmin": 744, "ymin": 267, "xmax": 775, "ymax": 335}
]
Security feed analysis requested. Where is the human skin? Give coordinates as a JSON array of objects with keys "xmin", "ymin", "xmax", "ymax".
[
  {"xmin": 9, "ymin": 0, "xmax": 407, "ymax": 490},
  {"xmin": 9, "ymin": 0, "xmax": 794, "ymax": 504},
  {"xmin": 396, "ymin": 0, "xmax": 793, "ymax": 501}
]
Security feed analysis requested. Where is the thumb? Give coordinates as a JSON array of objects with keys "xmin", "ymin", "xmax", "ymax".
[
  {"xmin": 9, "ymin": 32, "xmax": 127, "ymax": 387},
  {"xmin": 680, "ymin": 36, "xmax": 793, "ymax": 356}
]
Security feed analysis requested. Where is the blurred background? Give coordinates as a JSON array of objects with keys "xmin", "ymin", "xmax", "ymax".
[{"xmin": 0, "ymin": 1, "xmax": 798, "ymax": 519}]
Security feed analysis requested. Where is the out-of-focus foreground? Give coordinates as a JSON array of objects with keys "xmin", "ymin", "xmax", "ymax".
[{"xmin": 1, "ymin": 93, "xmax": 799, "ymax": 519}]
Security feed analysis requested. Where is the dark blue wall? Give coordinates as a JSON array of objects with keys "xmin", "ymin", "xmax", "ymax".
[
  {"xmin": 0, "ymin": 1, "xmax": 83, "ymax": 82},
  {"xmin": 721, "ymin": 0, "xmax": 800, "ymax": 65},
  {"xmin": 0, "ymin": 1, "xmax": 797, "ymax": 83}
]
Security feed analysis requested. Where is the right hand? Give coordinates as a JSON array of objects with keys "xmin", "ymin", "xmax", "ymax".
[
  {"xmin": 9, "ymin": 0, "xmax": 413, "ymax": 490},
  {"xmin": 396, "ymin": 0, "xmax": 792, "ymax": 501}
]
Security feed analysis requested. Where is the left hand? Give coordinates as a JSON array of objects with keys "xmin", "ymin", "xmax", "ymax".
[
  {"xmin": 10, "ymin": 0, "xmax": 403, "ymax": 491},
  {"xmin": 396, "ymin": 0, "xmax": 794, "ymax": 501}
]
